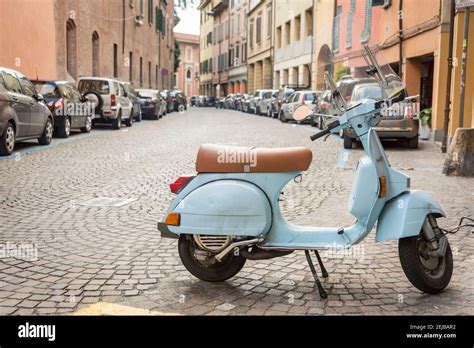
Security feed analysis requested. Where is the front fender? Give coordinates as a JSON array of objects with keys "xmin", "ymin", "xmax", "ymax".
[{"xmin": 376, "ymin": 189, "xmax": 445, "ymax": 242}]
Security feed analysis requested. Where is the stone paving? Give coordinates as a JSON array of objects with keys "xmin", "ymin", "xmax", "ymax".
[{"xmin": 0, "ymin": 107, "xmax": 472, "ymax": 315}]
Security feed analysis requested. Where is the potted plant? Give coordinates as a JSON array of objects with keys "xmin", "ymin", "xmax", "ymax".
[{"xmin": 419, "ymin": 108, "xmax": 432, "ymax": 140}]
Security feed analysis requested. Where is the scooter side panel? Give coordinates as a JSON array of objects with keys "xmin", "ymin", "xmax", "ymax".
[
  {"xmin": 169, "ymin": 179, "xmax": 272, "ymax": 236},
  {"xmin": 375, "ymin": 189, "xmax": 445, "ymax": 241}
]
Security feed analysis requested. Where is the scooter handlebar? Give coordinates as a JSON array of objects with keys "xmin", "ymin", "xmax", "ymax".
[{"xmin": 310, "ymin": 120, "xmax": 340, "ymax": 141}]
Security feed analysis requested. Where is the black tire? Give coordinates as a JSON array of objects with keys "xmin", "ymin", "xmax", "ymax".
[
  {"xmin": 0, "ymin": 121, "xmax": 15, "ymax": 156},
  {"xmin": 135, "ymin": 108, "xmax": 142, "ymax": 122},
  {"xmin": 279, "ymin": 110, "xmax": 288, "ymax": 123},
  {"xmin": 112, "ymin": 112, "xmax": 122, "ymax": 130},
  {"xmin": 310, "ymin": 116, "xmax": 316, "ymax": 127},
  {"xmin": 408, "ymin": 136, "xmax": 419, "ymax": 149},
  {"xmin": 125, "ymin": 113, "xmax": 133, "ymax": 127},
  {"xmin": 399, "ymin": 226, "xmax": 453, "ymax": 294},
  {"xmin": 343, "ymin": 134, "xmax": 353, "ymax": 149},
  {"xmin": 56, "ymin": 117, "xmax": 71, "ymax": 138},
  {"xmin": 38, "ymin": 118, "xmax": 53, "ymax": 145},
  {"xmin": 178, "ymin": 235, "xmax": 246, "ymax": 282},
  {"xmin": 255, "ymin": 106, "xmax": 260, "ymax": 116},
  {"xmin": 80, "ymin": 116, "xmax": 92, "ymax": 133}
]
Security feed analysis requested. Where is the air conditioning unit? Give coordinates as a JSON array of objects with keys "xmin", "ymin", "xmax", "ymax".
[{"xmin": 134, "ymin": 15, "xmax": 144, "ymax": 26}]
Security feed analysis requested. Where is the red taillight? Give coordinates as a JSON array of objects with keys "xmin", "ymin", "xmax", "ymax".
[
  {"xmin": 170, "ymin": 176, "xmax": 194, "ymax": 194},
  {"xmin": 405, "ymin": 106, "xmax": 414, "ymax": 119},
  {"xmin": 111, "ymin": 94, "xmax": 116, "ymax": 107},
  {"xmin": 54, "ymin": 98, "xmax": 64, "ymax": 109}
]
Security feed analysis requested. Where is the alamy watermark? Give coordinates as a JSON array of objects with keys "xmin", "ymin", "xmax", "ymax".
[
  {"xmin": 0, "ymin": 242, "xmax": 38, "ymax": 261},
  {"xmin": 217, "ymin": 146, "xmax": 257, "ymax": 169}
]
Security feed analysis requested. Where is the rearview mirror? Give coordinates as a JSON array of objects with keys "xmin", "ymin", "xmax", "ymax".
[
  {"xmin": 36, "ymin": 93, "xmax": 44, "ymax": 102},
  {"xmin": 293, "ymin": 104, "xmax": 312, "ymax": 121}
]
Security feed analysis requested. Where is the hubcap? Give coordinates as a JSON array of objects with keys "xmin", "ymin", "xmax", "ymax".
[
  {"xmin": 5, "ymin": 126, "xmax": 15, "ymax": 152},
  {"xmin": 417, "ymin": 238, "xmax": 446, "ymax": 278},
  {"xmin": 46, "ymin": 121, "xmax": 53, "ymax": 141},
  {"xmin": 65, "ymin": 119, "xmax": 70, "ymax": 136}
]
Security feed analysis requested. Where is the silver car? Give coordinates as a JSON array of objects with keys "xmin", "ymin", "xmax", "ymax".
[
  {"xmin": 279, "ymin": 90, "xmax": 319, "ymax": 123},
  {"xmin": 260, "ymin": 90, "xmax": 278, "ymax": 117},
  {"xmin": 249, "ymin": 89, "xmax": 273, "ymax": 115}
]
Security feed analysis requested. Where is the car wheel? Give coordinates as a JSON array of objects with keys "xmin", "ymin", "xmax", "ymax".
[
  {"xmin": 408, "ymin": 136, "xmax": 419, "ymax": 149},
  {"xmin": 112, "ymin": 112, "xmax": 122, "ymax": 130},
  {"xmin": 267, "ymin": 108, "xmax": 272, "ymax": 117},
  {"xmin": 38, "ymin": 118, "xmax": 53, "ymax": 145},
  {"xmin": 135, "ymin": 108, "xmax": 142, "ymax": 122},
  {"xmin": 81, "ymin": 116, "xmax": 92, "ymax": 133},
  {"xmin": 279, "ymin": 110, "xmax": 288, "ymax": 123},
  {"xmin": 0, "ymin": 122, "xmax": 15, "ymax": 156},
  {"xmin": 57, "ymin": 117, "xmax": 71, "ymax": 138},
  {"xmin": 125, "ymin": 114, "xmax": 133, "ymax": 127},
  {"xmin": 343, "ymin": 134, "xmax": 353, "ymax": 149}
]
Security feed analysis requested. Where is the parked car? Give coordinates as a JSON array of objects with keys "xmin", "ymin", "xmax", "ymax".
[
  {"xmin": 336, "ymin": 77, "xmax": 376, "ymax": 105},
  {"xmin": 260, "ymin": 90, "xmax": 279, "ymax": 117},
  {"xmin": 123, "ymin": 82, "xmax": 142, "ymax": 122},
  {"xmin": 223, "ymin": 94, "xmax": 236, "ymax": 109},
  {"xmin": 78, "ymin": 77, "xmax": 133, "ymax": 129},
  {"xmin": 158, "ymin": 91, "xmax": 167, "ymax": 116},
  {"xmin": 249, "ymin": 89, "xmax": 273, "ymax": 115},
  {"xmin": 161, "ymin": 90, "xmax": 174, "ymax": 113},
  {"xmin": 32, "ymin": 80, "xmax": 93, "ymax": 138},
  {"xmin": 215, "ymin": 97, "xmax": 225, "ymax": 109},
  {"xmin": 0, "ymin": 67, "xmax": 53, "ymax": 156},
  {"xmin": 203, "ymin": 96, "xmax": 216, "ymax": 107},
  {"xmin": 241, "ymin": 94, "xmax": 252, "ymax": 113},
  {"xmin": 171, "ymin": 90, "xmax": 187, "ymax": 112},
  {"xmin": 190, "ymin": 95, "xmax": 198, "ymax": 107},
  {"xmin": 343, "ymin": 83, "xmax": 419, "ymax": 149},
  {"xmin": 136, "ymin": 89, "xmax": 162, "ymax": 120},
  {"xmin": 279, "ymin": 90, "xmax": 319, "ymax": 123},
  {"xmin": 275, "ymin": 86, "xmax": 296, "ymax": 117}
]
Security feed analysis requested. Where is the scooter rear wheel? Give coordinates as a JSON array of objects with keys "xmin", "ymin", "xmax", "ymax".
[
  {"xmin": 398, "ymin": 223, "xmax": 453, "ymax": 294},
  {"xmin": 178, "ymin": 235, "xmax": 246, "ymax": 282}
]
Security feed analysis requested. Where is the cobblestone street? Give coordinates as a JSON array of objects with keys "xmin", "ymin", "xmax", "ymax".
[{"xmin": 0, "ymin": 107, "xmax": 472, "ymax": 316}]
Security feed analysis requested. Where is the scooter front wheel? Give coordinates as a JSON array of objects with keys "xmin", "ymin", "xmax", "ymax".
[
  {"xmin": 178, "ymin": 235, "xmax": 246, "ymax": 282},
  {"xmin": 398, "ymin": 227, "xmax": 453, "ymax": 294}
]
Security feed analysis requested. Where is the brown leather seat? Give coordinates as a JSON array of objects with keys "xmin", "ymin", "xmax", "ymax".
[{"xmin": 196, "ymin": 144, "xmax": 313, "ymax": 173}]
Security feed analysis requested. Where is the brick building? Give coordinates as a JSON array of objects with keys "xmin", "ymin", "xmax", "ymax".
[
  {"xmin": 174, "ymin": 32, "xmax": 200, "ymax": 97},
  {"xmin": 0, "ymin": 0, "xmax": 176, "ymax": 89}
]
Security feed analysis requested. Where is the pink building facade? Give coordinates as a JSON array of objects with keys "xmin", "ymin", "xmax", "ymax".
[{"xmin": 175, "ymin": 33, "xmax": 200, "ymax": 97}]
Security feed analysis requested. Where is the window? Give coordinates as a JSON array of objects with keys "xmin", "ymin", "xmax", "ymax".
[
  {"xmin": 249, "ymin": 22, "xmax": 254, "ymax": 48},
  {"xmin": 113, "ymin": 43, "xmax": 118, "ymax": 78},
  {"xmin": 294, "ymin": 15, "xmax": 301, "ymax": 42},
  {"xmin": 148, "ymin": 61, "xmax": 151, "ymax": 87},
  {"xmin": 156, "ymin": 65, "xmax": 159, "ymax": 87},
  {"xmin": 140, "ymin": 57, "xmax": 143, "ymax": 86},
  {"xmin": 129, "ymin": 52, "xmax": 133, "ymax": 81},
  {"xmin": 92, "ymin": 31, "xmax": 100, "ymax": 77},
  {"xmin": 284, "ymin": 21, "xmax": 290, "ymax": 45},
  {"xmin": 2, "ymin": 71, "xmax": 22, "ymax": 94},
  {"xmin": 66, "ymin": 19, "xmax": 77, "ymax": 78},
  {"xmin": 148, "ymin": 0, "xmax": 153, "ymax": 24},
  {"xmin": 140, "ymin": 0, "xmax": 144, "ymax": 14},
  {"xmin": 276, "ymin": 26, "xmax": 281, "ymax": 48},
  {"xmin": 186, "ymin": 69, "xmax": 192, "ymax": 79},
  {"xmin": 256, "ymin": 17, "xmax": 261, "ymax": 44},
  {"xmin": 333, "ymin": 6, "xmax": 342, "ymax": 51},
  {"xmin": 267, "ymin": 8, "xmax": 272, "ymax": 38},
  {"xmin": 305, "ymin": 8, "xmax": 313, "ymax": 37}
]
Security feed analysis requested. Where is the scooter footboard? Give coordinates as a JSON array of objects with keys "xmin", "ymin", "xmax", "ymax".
[
  {"xmin": 164, "ymin": 179, "xmax": 272, "ymax": 237},
  {"xmin": 376, "ymin": 189, "xmax": 445, "ymax": 241}
]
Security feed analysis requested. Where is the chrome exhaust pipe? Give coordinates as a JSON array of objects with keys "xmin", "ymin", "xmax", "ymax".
[{"xmin": 214, "ymin": 237, "xmax": 264, "ymax": 262}]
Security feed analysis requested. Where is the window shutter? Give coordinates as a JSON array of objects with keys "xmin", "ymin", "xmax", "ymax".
[
  {"xmin": 333, "ymin": 6, "xmax": 342, "ymax": 52},
  {"xmin": 346, "ymin": 0, "xmax": 356, "ymax": 48},
  {"xmin": 361, "ymin": 0, "xmax": 373, "ymax": 42}
]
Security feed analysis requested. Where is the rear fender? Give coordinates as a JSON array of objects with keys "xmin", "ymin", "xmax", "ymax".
[{"xmin": 376, "ymin": 189, "xmax": 445, "ymax": 241}]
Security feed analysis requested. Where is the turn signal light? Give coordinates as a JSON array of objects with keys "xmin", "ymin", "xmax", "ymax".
[
  {"xmin": 379, "ymin": 176, "xmax": 387, "ymax": 198},
  {"xmin": 165, "ymin": 212, "xmax": 180, "ymax": 226}
]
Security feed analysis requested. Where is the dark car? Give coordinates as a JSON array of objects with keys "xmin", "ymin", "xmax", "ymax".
[
  {"xmin": 190, "ymin": 95, "xmax": 198, "ymax": 107},
  {"xmin": 32, "ymin": 80, "xmax": 92, "ymax": 138},
  {"xmin": 123, "ymin": 82, "xmax": 142, "ymax": 122},
  {"xmin": 0, "ymin": 67, "xmax": 53, "ymax": 156},
  {"xmin": 343, "ymin": 83, "xmax": 419, "ymax": 149},
  {"xmin": 171, "ymin": 90, "xmax": 187, "ymax": 111},
  {"xmin": 136, "ymin": 89, "xmax": 161, "ymax": 120},
  {"xmin": 203, "ymin": 96, "xmax": 216, "ymax": 107}
]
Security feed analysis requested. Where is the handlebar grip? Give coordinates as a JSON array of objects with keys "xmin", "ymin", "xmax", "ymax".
[
  {"xmin": 310, "ymin": 128, "xmax": 330, "ymax": 141},
  {"xmin": 310, "ymin": 120, "xmax": 340, "ymax": 141}
]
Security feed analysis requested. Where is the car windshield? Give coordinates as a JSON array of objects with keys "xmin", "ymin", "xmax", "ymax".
[
  {"xmin": 33, "ymin": 82, "xmax": 60, "ymax": 99},
  {"xmin": 352, "ymin": 84, "xmax": 383, "ymax": 102},
  {"xmin": 78, "ymin": 80, "xmax": 110, "ymax": 95},
  {"xmin": 303, "ymin": 93, "xmax": 315, "ymax": 102}
]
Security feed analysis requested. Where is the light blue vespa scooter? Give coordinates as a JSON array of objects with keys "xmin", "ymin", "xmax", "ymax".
[{"xmin": 158, "ymin": 47, "xmax": 453, "ymax": 298}]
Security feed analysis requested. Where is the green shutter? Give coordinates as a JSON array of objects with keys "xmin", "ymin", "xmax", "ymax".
[
  {"xmin": 155, "ymin": 7, "xmax": 159, "ymax": 31},
  {"xmin": 333, "ymin": 6, "xmax": 342, "ymax": 52},
  {"xmin": 346, "ymin": 0, "xmax": 356, "ymax": 48},
  {"xmin": 361, "ymin": 0, "xmax": 373, "ymax": 42}
]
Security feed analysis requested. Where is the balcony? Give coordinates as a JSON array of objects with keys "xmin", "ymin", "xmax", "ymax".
[{"xmin": 275, "ymin": 36, "xmax": 313, "ymax": 64}]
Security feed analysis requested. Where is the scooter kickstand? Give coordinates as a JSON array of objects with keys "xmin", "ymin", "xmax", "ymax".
[
  {"xmin": 313, "ymin": 250, "xmax": 329, "ymax": 278},
  {"xmin": 304, "ymin": 250, "xmax": 328, "ymax": 299}
]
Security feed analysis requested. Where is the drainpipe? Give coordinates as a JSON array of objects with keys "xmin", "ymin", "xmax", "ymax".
[
  {"xmin": 398, "ymin": 0, "xmax": 403, "ymax": 77},
  {"xmin": 458, "ymin": 6, "xmax": 470, "ymax": 128},
  {"xmin": 441, "ymin": 0, "xmax": 456, "ymax": 153},
  {"xmin": 122, "ymin": 0, "xmax": 126, "ymax": 54}
]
